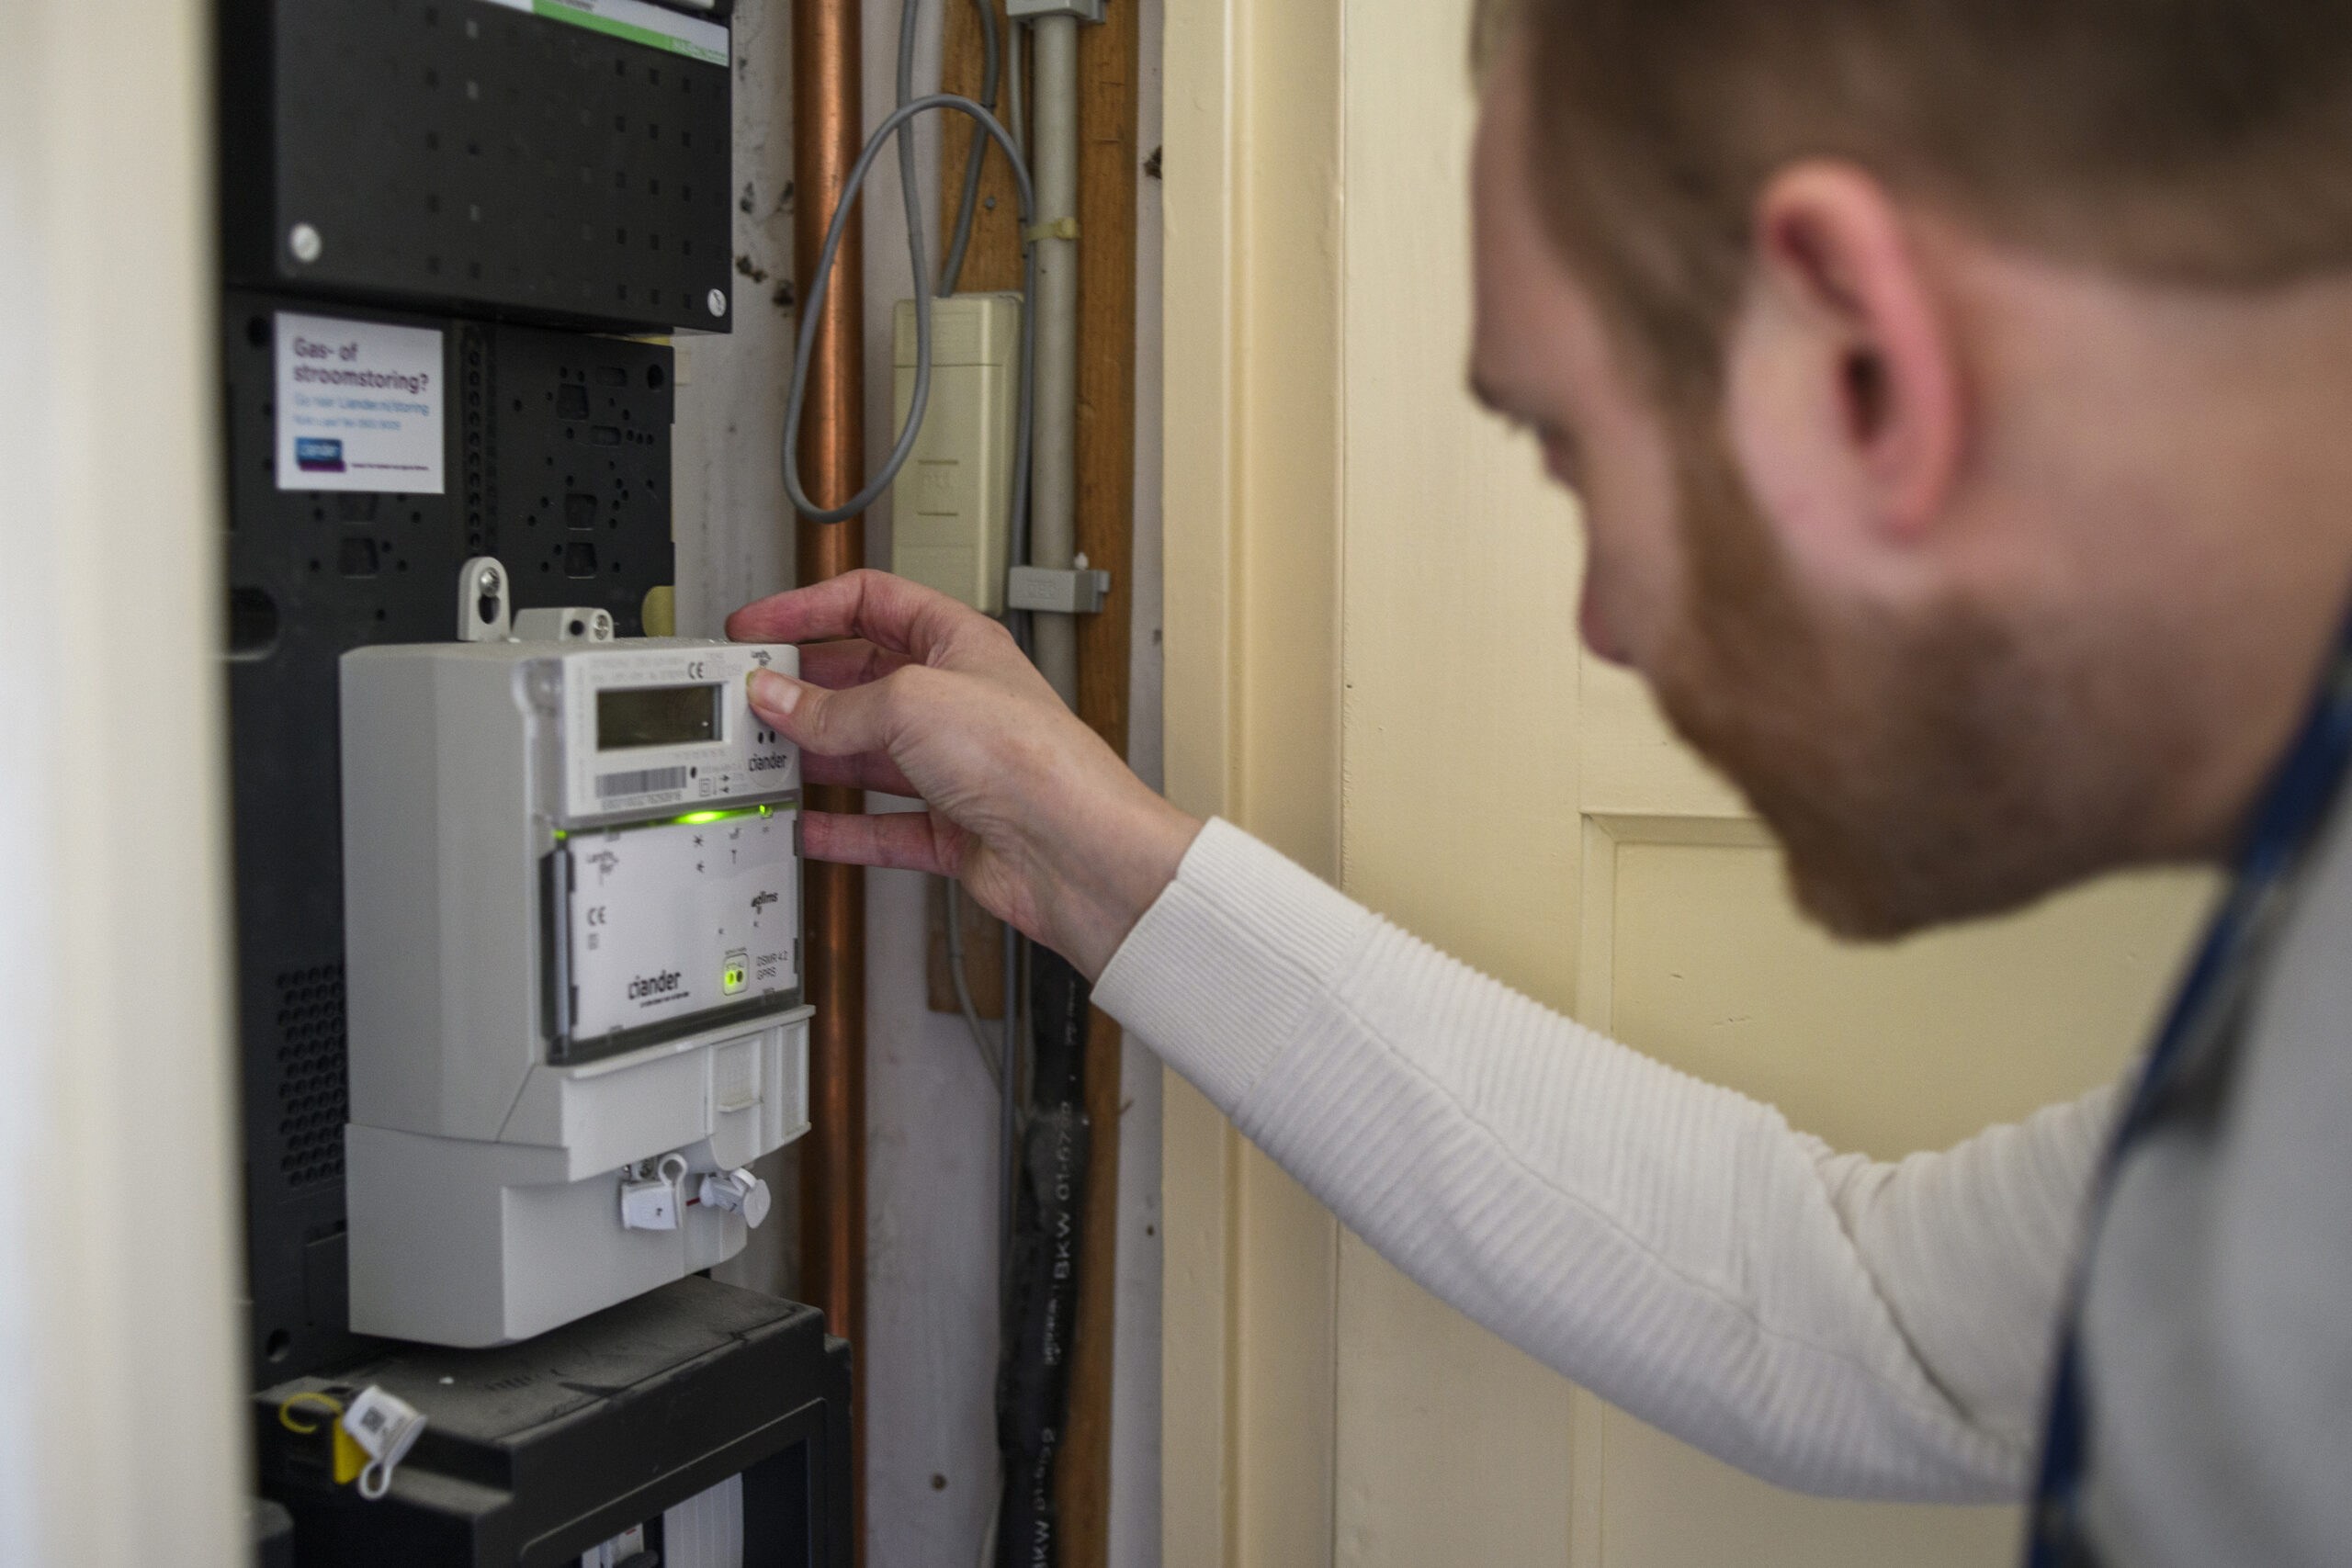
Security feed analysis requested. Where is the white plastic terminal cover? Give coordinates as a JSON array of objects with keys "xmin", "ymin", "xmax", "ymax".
[{"xmin": 561, "ymin": 812, "xmax": 798, "ymax": 1041}]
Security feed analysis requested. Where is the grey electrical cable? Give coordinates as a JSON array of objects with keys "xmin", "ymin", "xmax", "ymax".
[
  {"xmin": 782, "ymin": 95, "xmax": 1037, "ymax": 526},
  {"xmin": 939, "ymin": 0, "xmax": 1001, "ymax": 296},
  {"xmin": 943, "ymin": 877, "xmax": 1002, "ymax": 1086},
  {"xmin": 1008, "ymin": 19, "xmax": 1026, "ymax": 162},
  {"xmin": 896, "ymin": 0, "xmax": 928, "ymax": 305}
]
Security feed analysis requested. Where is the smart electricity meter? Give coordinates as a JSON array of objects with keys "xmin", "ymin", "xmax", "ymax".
[{"xmin": 340, "ymin": 629, "xmax": 810, "ymax": 1347}]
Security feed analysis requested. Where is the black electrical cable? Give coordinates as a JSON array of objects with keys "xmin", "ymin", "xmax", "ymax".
[
  {"xmin": 1001, "ymin": 931, "xmax": 1023, "ymax": 1289},
  {"xmin": 993, "ymin": 944, "xmax": 1091, "ymax": 1568}
]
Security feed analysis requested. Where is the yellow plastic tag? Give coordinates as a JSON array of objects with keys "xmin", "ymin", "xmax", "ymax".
[
  {"xmin": 277, "ymin": 1391, "xmax": 370, "ymax": 1486},
  {"xmin": 332, "ymin": 1422, "xmax": 369, "ymax": 1485}
]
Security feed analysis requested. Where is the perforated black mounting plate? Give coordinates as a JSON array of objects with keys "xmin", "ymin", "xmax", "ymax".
[
  {"xmin": 224, "ymin": 289, "xmax": 676, "ymax": 1384},
  {"xmin": 221, "ymin": 0, "xmax": 735, "ymax": 333}
]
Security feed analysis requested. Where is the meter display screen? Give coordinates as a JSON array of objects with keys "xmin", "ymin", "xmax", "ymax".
[{"xmin": 597, "ymin": 683, "xmax": 720, "ymax": 750}]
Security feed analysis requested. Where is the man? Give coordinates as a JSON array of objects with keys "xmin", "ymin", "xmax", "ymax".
[{"xmin": 730, "ymin": 1, "xmax": 2352, "ymax": 1562}]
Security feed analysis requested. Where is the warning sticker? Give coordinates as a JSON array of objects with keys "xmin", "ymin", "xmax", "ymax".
[{"xmin": 274, "ymin": 313, "xmax": 446, "ymax": 494}]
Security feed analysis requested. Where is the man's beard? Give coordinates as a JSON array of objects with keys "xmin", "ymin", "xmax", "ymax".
[{"xmin": 1647, "ymin": 430, "xmax": 2169, "ymax": 940}]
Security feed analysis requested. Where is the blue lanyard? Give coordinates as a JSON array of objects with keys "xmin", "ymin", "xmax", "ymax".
[{"xmin": 2027, "ymin": 622, "xmax": 2352, "ymax": 1567}]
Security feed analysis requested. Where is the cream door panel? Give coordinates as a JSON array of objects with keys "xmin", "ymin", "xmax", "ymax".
[
  {"xmin": 1574, "ymin": 798, "xmax": 2215, "ymax": 1568},
  {"xmin": 1588, "ymin": 819, "xmax": 2215, "ymax": 1159},
  {"xmin": 1334, "ymin": 1233, "xmax": 1576, "ymax": 1568},
  {"xmin": 1578, "ymin": 657, "xmax": 1748, "ymax": 820},
  {"xmin": 1597, "ymin": 1415, "xmax": 2018, "ymax": 1568}
]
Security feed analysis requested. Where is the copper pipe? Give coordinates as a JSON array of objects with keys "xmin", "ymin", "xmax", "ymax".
[{"xmin": 791, "ymin": 0, "xmax": 868, "ymax": 1556}]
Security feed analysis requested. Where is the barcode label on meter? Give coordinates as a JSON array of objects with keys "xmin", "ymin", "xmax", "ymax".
[{"xmin": 596, "ymin": 766, "xmax": 687, "ymax": 799}]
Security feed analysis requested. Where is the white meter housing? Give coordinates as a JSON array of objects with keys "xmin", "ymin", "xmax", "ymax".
[{"xmin": 340, "ymin": 637, "xmax": 809, "ymax": 1346}]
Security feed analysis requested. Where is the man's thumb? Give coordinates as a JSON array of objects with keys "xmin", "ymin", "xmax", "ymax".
[{"xmin": 748, "ymin": 667, "xmax": 806, "ymax": 719}]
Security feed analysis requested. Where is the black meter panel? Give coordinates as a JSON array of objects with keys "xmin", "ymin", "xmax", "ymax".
[
  {"xmin": 221, "ymin": 0, "xmax": 735, "ymax": 334},
  {"xmin": 223, "ymin": 289, "xmax": 677, "ymax": 1383}
]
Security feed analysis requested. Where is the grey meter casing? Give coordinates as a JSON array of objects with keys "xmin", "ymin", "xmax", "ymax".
[{"xmin": 340, "ymin": 638, "xmax": 809, "ymax": 1347}]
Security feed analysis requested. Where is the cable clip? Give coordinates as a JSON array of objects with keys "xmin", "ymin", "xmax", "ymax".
[
  {"xmin": 1022, "ymin": 217, "xmax": 1080, "ymax": 243},
  {"xmin": 1007, "ymin": 562, "xmax": 1112, "ymax": 615}
]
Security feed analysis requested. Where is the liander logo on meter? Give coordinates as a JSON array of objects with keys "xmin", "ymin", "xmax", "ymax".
[{"xmin": 627, "ymin": 969, "xmax": 684, "ymax": 1001}]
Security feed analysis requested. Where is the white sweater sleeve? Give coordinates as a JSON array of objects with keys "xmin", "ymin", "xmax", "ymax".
[{"xmin": 1094, "ymin": 819, "xmax": 2115, "ymax": 1503}]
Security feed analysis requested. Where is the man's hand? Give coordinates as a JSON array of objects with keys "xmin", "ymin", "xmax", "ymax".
[{"xmin": 726, "ymin": 570, "xmax": 1201, "ymax": 980}]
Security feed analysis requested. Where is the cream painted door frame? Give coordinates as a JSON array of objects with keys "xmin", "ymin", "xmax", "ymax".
[
  {"xmin": 1159, "ymin": 0, "xmax": 1348, "ymax": 1556},
  {"xmin": 0, "ymin": 2, "xmax": 248, "ymax": 1562}
]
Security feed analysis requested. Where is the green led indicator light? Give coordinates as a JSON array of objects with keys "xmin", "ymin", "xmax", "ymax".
[{"xmin": 553, "ymin": 799, "xmax": 791, "ymax": 842}]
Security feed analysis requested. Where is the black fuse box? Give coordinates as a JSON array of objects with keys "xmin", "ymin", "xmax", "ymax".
[
  {"xmin": 220, "ymin": 0, "xmax": 738, "ymax": 333},
  {"xmin": 254, "ymin": 1279, "xmax": 853, "ymax": 1567}
]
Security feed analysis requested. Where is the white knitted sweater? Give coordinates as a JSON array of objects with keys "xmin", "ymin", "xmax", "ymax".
[{"xmin": 1094, "ymin": 818, "xmax": 2114, "ymax": 1503}]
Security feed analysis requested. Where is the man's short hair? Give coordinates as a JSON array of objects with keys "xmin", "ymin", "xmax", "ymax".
[{"xmin": 1494, "ymin": 0, "xmax": 2352, "ymax": 401}]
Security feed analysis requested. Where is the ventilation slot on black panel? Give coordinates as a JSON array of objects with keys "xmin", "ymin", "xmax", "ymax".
[
  {"xmin": 274, "ymin": 964, "xmax": 348, "ymax": 1190},
  {"xmin": 463, "ymin": 324, "xmax": 496, "ymax": 555}
]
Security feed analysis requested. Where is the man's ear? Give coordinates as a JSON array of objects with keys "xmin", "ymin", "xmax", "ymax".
[{"xmin": 1724, "ymin": 162, "xmax": 1963, "ymax": 560}]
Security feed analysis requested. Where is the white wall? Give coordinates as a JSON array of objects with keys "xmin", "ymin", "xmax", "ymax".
[
  {"xmin": 854, "ymin": 3, "xmax": 1170, "ymax": 1562},
  {"xmin": 672, "ymin": 0, "xmax": 797, "ymax": 643},
  {"xmin": 0, "ymin": 1, "xmax": 247, "ymax": 1562},
  {"xmin": 673, "ymin": 2, "xmax": 1167, "ymax": 1560},
  {"xmin": 1110, "ymin": 5, "xmax": 1169, "ymax": 1562}
]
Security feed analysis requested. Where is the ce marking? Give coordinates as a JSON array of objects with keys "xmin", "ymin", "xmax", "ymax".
[
  {"xmin": 685, "ymin": 660, "xmax": 707, "ymax": 679},
  {"xmin": 585, "ymin": 906, "xmax": 609, "ymax": 928}
]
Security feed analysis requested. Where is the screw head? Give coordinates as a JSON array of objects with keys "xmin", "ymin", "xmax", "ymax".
[
  {"xmin": 707, "ymin": 288, "xmax": 728, "ymax": 318},
  {"xmin": 288, "ymin": 223, "xmax": 322, "ymax": 264},
  {"xmin": 476, "ymin": 567, "xmax": 500, "ymax": 594}
]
